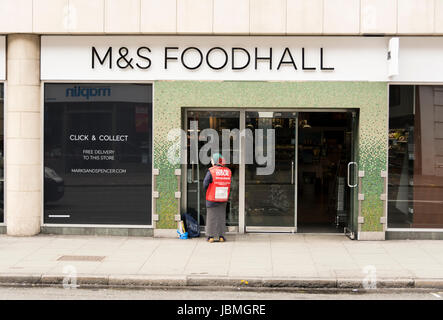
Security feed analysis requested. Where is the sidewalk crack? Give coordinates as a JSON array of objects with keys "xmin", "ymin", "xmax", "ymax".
[
  {"xmin": 226, "ymin": 236, "xmax": 235, "ymax": 277},
  {"xmin": 135, "ymin": 240, "xmax": 162, "ymax": 274},
  {"xmin": 183, "ymin": 239, "xmax": 199, "ymax": 275},
  {"xmin": 304, "ymin": 235, "xmax": 320, "ymax": 278},
  {"xmin": 270, "ymin": 236, "xmax": 274, "ymax": 277}
]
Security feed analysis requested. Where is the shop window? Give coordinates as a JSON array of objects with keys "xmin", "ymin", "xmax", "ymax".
[
  {"xmin": 44, "ymin": 83, "xmax": 152, "ymax": 225},
  {"xmin": 388, "ymin": 85, "xmax": 443, "ymax": 228},
  {"xmin": 0, "ymin": 84, "xmax": 3, "ymax": 223}
]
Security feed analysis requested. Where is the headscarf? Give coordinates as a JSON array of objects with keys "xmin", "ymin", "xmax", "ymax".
[{"xmin": 211, "ymin": 153, "xmax": 226, "ymax": 166}]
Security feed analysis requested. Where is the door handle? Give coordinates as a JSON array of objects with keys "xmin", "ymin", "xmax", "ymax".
[
  {"xmin": 347, "ymin": 162, "xmax": 358, "ymax": 188},
  {"xmin": 291, "ymin": 161, "xmax": 295, "ymax": 185}
]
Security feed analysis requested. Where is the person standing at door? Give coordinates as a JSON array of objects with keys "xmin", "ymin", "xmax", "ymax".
[{"xmin": 203, "ymin": 153, "xmax": 232, "ymax": 243}]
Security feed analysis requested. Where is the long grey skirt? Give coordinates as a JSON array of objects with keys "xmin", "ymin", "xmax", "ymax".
[{"xmin": 206, "ymin": 203, "xmax": 227, "ymax": 238}]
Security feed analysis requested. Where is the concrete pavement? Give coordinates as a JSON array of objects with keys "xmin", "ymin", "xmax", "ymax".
[{"xmin": 1, "ymin": 233, "xmax": 443, "ymax": 289}]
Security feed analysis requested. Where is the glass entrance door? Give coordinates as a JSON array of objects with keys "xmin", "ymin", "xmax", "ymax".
[
  {"xmin": 244, "ymin": 111, "xmax": 297, "ymax": 230},
  {"xmin": 183, "ymin": 109, "xmax": 358, "ymax": 234},
  {"xmin": 295, "ymin": 111, "xmax": 358, "ymax": 234},
  {"xmin": 185, "ymin": 111, "xmax": 240, "ymax": 230}
]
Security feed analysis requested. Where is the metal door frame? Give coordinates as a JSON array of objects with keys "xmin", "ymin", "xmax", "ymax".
[
  {"xmin": 183, "ymin": 108, "xmax": 357, "ymax": 234},
  {"xmin": 244, "ymin": 109, "xmax": 298, "ymax": 233},
  {"xmin": 296, "ymin": 109, "xmax": 359, "ymax": 236},
  {"xmin": 183, "ymin": 108, "xmax": 242, "ymax": 234}
]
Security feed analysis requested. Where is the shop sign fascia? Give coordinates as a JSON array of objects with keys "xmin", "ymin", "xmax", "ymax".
[
  {"xmin": 0, "ymin": 36, "xmax": 5, "ymax": 81},
  {"xmin": 41, "ymin": 36, "xmax": 391, "ymax": 82},
  {"xmin": 388, "ymin": 37, "xmax": 443, "ymax": 83},
  {"xmin": 41, "ymin": 36, "xmax": 443, "ymax": 83}
]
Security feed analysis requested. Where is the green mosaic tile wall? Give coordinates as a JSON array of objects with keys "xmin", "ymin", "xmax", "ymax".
[{"xmin": 154, "ymin": 81, "xmax": 387, "ymax": 233}]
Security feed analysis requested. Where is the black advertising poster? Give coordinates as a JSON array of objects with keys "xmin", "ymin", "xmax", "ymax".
[{"xmin": 44, "ymin": 83, "xmax": 152, "ymax": 225}]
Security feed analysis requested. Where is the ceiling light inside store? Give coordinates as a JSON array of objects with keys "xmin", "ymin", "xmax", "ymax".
[{"xmin": 258, "ymin": 112, "xmax": 273, "ymax": 118}]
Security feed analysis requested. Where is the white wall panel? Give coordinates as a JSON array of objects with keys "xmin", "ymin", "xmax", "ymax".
[
  {"xmin": 33, "ymin": 0, "xmax": 69, "ymax": 33},
  {"xmin": 361, "ymin": 0, "xmax": 397, "ymax": 34},
  {"xmin": 141, "ymin": 0, "xmax": 176, "ymax": 33},
  {"xmin": 398, "ymin": 0, "xmax": 434, "ymax": 34},
  {"xmin": 177, "ymin": 0, "xmax": 213, "ymax": 34},
  {"xmin": 0, "ymin": 0, "xmax": 33, "ymax": 33},
  {"xmin": 104, "ymin": 0, "xmax": 140, "ymax": 33},
  {"xmin": 250, "ymin": 0, "xmax": 286, "ymax": 34},
  {"xmin": 213, "ymin": 0, "xmax": 249, "ymax": 34},
  {"xmin": 287, "ymin": 0, "xmax": 323, "ymax": 34},
  {"xmin": 69, "ymin": 0, "xmax": 104, "ymax": 33},
  {"xmin": 0, "ymin": 36, "xmax": 5, "ymax": 80},
  {"xmin": 323, "ymin": 0, "xmax": 360, "ymax": 34}
]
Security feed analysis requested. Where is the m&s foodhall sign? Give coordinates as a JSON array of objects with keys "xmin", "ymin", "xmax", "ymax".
[{"xmin": 41, "ymin": 36, "xmax": 391, "ymax": 81}]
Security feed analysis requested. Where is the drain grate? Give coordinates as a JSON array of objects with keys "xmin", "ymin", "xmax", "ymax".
[{"xmin": 57, "ymin": 255, "xmax": 105, "ymax": 262}]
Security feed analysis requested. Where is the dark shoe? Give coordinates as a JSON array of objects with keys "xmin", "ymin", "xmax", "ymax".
[
  {"xmin": 219, "ymin": 236, "xmax": 226, "ymax": 242},
  {"xmin": 207, "ymin": 237, "xmax": 214, "ymax": 243}
]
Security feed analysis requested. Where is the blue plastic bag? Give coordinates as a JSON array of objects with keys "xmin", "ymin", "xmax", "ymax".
[
  {"xmin": 182, "ymin": 212, "xmax": 200, "ymax": 238},
  {"xmin": 177, "ymin": 230, "xmax": 188, "ymax": 239}
]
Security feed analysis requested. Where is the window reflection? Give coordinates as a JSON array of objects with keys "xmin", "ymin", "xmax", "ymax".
[
  {"xmin": 186, "ymin": 111, "xmax": 239, "ymax": 227},
  {"xmin": 44, "ymin": 83, "xmax": 152, "ymax": 225},
  {"xmin": 0, "ymin": 84, "xmax": 3, "ymax": 223},
  {"xmin": 245, "ymin": 112, "xmax": 296, "ymax": 227},
  {"xmin": 388, "ymin": 85, "xmax": 443, "ymax": 228}
]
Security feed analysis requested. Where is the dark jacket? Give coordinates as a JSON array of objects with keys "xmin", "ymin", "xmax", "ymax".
[{"xmin": 203, "ymin": 164, "xmax": 225, "ymax": 208}]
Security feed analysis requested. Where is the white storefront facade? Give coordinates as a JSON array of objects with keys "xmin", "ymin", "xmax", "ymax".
[{"xmin": 1, "ymin": 1, "xmax": 443, "ymax": 240}]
